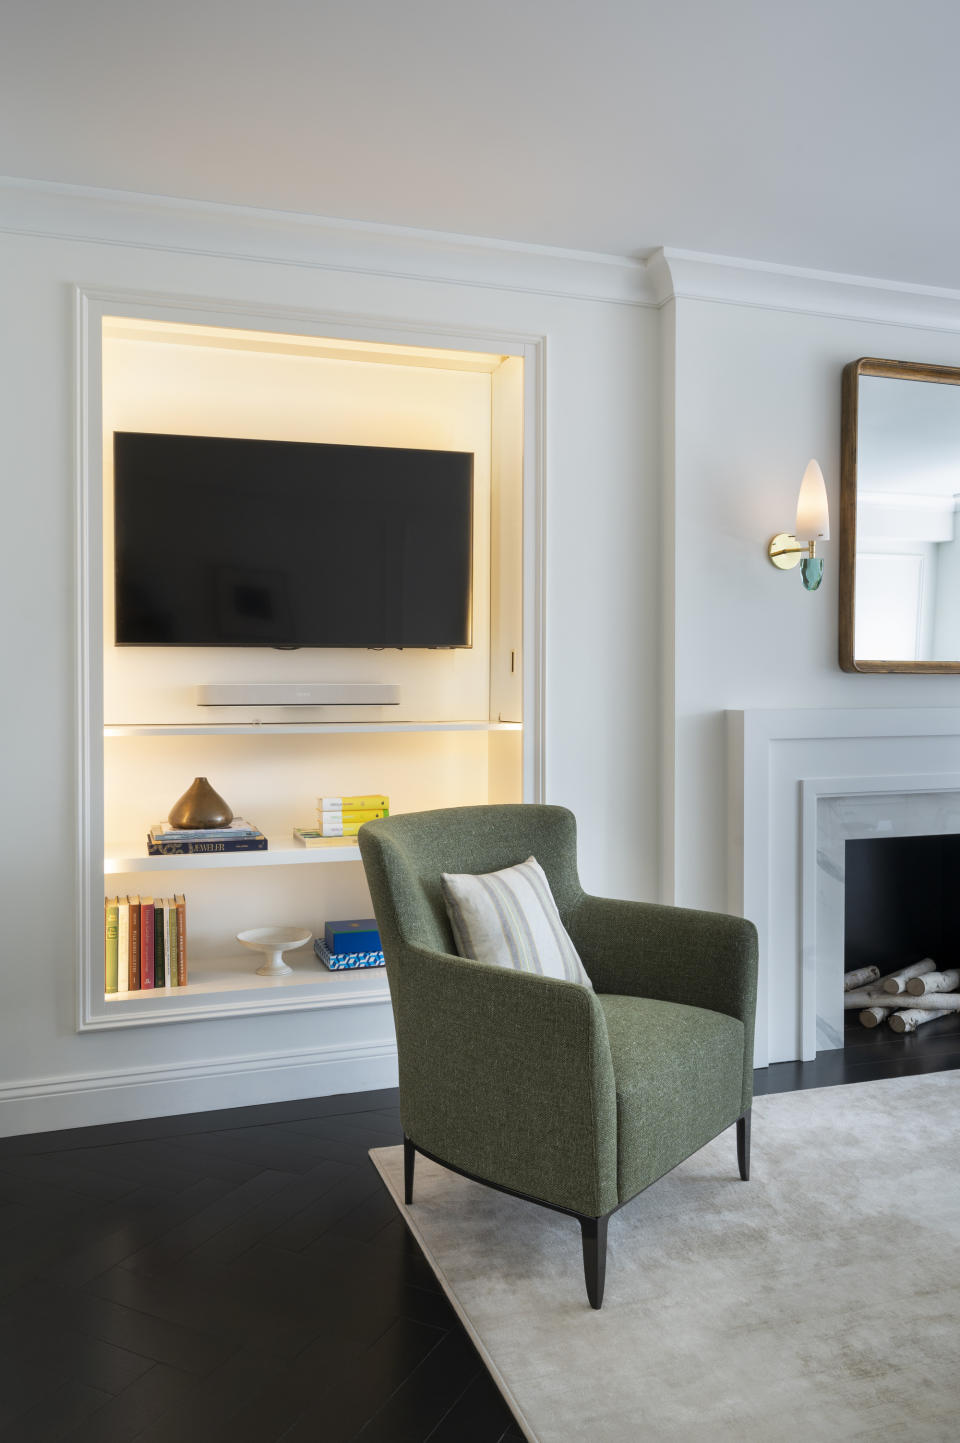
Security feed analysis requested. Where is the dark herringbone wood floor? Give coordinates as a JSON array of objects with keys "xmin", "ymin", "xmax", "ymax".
[{"xmin": 1, "ymin": 1017, "xmax": 958, "ymax": 1443}]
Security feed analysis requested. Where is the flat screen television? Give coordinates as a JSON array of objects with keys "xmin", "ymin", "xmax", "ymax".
[{"xmin": 113, "ymin": 431, "xmax": 474, "ymax": 647}]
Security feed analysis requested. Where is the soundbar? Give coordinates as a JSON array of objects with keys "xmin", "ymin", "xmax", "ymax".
[{"xmin": 197, "ymin": 683, "xmax": 400, "ymax": 707}]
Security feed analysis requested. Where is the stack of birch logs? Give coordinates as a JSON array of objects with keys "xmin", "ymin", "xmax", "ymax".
[{"xmin": 844, "ymin": 960, "xmax": 960, "ymax": 1032}]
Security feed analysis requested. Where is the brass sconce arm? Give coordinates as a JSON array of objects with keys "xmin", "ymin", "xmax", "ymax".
[{"xmin": 767, "ymin": 534, "xmax": 818, "ymax": 568}]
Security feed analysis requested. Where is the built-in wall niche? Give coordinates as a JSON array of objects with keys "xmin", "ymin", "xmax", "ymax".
[
  {"xmin": 844, "ymin": 834, "xmax": 960, "ymax": 1042},
  {"xmin": 85, "ymin": 309, "xmax": 533, "ymax": 1029},
  {"xmin": 101, "ymin": 317, "xmax": 524, "ymax": 729}
]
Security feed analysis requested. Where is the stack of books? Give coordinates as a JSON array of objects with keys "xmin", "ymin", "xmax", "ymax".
[
  {"xmin": 314, "ymin": 918, "xmax": 385, "ymax": 970},
  {"xmin": 313, "ymin": 794, "xmax": 390, "ymax": 838},
  {"xmin": 104, "ymin": 895, "xmax": 187, "ymax": 993},
  {"xmin": 147, "ymin": 819, "xmax": 267, "ymax": 855}
]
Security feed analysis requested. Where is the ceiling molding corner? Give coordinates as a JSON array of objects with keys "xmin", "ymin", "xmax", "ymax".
[
  {"xmin": 656, "ymin": 247, "xmax": 960, "ymax": 333},
  {"xmin": 642, "ymin": 248, "xmax": 676, "ymax": 308}
]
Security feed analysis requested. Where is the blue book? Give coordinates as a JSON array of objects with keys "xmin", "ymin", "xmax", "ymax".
[{"xmin": 324, "ymin": 918, "xmax": 381, "ymax": 954}]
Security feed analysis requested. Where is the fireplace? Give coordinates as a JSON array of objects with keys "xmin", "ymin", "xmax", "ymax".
[
  {"xmin": 844, "ymin": 833, "xmax": 960, "ymax": 1040},
  {"xmin": 728, "ymin": 708, "xmax": 960, "ymax": 1066},
  {"xmin": 845, "ymin": 834, "xmax": 960, "ymax": 976}
]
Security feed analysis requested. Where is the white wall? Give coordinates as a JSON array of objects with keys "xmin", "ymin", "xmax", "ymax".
[
  {"xmin": 668, "ymin": 295, "xmax": 960, "ymax": 912},
  {"xmin": 0, "ymin": 186, "xmax": 660, "ymax": 1133}
]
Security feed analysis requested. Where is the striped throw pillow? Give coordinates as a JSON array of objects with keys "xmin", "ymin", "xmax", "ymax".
[{"xmin": 441, "ymin": 855, "xmax": 593, "ymax": 988}]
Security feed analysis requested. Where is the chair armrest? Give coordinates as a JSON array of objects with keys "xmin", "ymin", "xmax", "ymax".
[
  {"xmin": 393, "ymin": 943, "xmax": 618, "ymax": 1218},
  {"xmin": 567, "ymin": 896, "xmax": 758, "ymax": 1109}
]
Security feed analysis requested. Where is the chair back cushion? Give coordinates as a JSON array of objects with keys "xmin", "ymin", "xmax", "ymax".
[
  {"xmin": 441, "ymin": 855, "xmax": 593, "ymax": 987},
  {"xmin": 358, "ymin": 805, "xmax": 583, "ymax": 958}
]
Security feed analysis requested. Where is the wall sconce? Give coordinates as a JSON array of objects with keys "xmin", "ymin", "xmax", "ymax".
[{"xmin": 768, "ymin": 459, "xmax": 830, "ymax": 591}]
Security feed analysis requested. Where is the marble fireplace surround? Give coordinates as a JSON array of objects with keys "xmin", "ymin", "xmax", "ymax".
[{"xmin": 727, "ymin": 709, "xmax": 960, "ymax": 1067}]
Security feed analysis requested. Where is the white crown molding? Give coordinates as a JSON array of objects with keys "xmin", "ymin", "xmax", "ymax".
[
  {"xmin": 655, "ymin": 247, "xmax": 960, "ymax": 333},
  {"xmin": 0, "ymin": 175, "xmax": 654, "ymax": 308},
  {"xmin": 0, "ymin": 1035, "xmax": 399, "ymax": 1137},
  {"xmin": 8, "ymin": 175, "xmax": 960, "ymax": 331}
]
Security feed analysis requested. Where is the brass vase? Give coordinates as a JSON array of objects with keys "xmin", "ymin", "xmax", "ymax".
[{"xmin": 168, "ymin": 777, "xmax": 234, "ymax": 829}]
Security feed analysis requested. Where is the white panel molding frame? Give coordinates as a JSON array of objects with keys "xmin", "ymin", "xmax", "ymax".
[
  {"xmin": 728, "ymin": 707, "xmax": 960, "ymax": 1067},
  {"xmin": 75, "ymin": 284, "xmax": 546, "ymax": 1032},
  {"xmin": 0, "ymin": 1036, "xmax": 399, "ymax": 1138}
]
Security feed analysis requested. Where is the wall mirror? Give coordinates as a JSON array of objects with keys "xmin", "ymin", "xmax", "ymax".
[{"xmin": 840, "ymin": 357, "xmax": 960, "ymax": 673}]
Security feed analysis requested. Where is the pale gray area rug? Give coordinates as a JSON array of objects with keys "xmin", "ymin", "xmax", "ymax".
[{"xmin": 371, "ymin": 1072, "xmax": 960, "ymax": 1443}]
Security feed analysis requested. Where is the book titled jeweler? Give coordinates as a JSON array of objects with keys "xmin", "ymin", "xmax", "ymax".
[{"xmin": 147, "ymin": 821, "xmax": 267, "ymax": 855}]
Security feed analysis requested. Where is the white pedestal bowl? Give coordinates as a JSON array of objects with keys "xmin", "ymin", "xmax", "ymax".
[{"xmin": 237, "ymin": 926, "xmax": 313, "ymax": 976}]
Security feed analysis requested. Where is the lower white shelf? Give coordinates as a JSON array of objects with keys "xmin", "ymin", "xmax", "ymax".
[
  {"xmin": 93, "ymin": 953, "xmax": 391, "ymax": 1028},
  {"xmin": 105, "ymin": 837, "xmax": 362, "ymax": 873}
]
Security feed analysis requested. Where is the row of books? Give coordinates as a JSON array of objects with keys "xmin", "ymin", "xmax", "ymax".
[
  {"xmin": 311, "ymin": 794, "xmax": 390, "ymax": 839},
  {"xmin": 147, "ymin": 820, "xmax": 267, "ymax": 856},
  {"xmin": 104, "ymin": 895, "xmax": 187, "ymax": 992}
]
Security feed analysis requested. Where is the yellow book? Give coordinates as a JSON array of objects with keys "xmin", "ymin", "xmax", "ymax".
[
  {"xmin": 313, "ymin": 807, "xmax": 388, "ymax": 825},
  {"xmin": 104, "ymin": 898, "xmax": 119, "ymax": 994},
  {"xmin": 317, "ymin": 795, "xmax": 389, "ymax": 813},
  {"xmin": 117, "ymin": 898, "xmax": 130, "ymax": 994},
  {"xmin": 166, "ymin": 898, "xmax": 178, "ymax": 987},
  {"xmin": 312, "ymin": 816, "xmax": 381, "ymax": 838},
  {"xmin": 294, "ymin": 828, "xmax": 359, "ymax": 847},
  {"xmin": 175, "ymin": 894, "xmax": 187, "ymax": 986}
]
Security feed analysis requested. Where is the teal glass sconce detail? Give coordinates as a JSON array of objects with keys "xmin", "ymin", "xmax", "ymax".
[{"xmin": 767, "ymin": 460, "xmax": 830, "ymax": 591}]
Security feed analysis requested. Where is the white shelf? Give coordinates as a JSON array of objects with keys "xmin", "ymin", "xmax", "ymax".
[
  {"xmin": 105, "ymin": 836, "xmax": 362, "ymax": 873},
  {"xmin": 104, "ymin": 720, "xmax": 522, "ymax": 737},
  {"xmin": 95, "ymin": 953, "xmax": 391, "ymax": 1028}
]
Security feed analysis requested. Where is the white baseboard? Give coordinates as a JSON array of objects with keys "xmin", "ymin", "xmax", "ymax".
[{"xmin": 0, "ymin": 1037, "xmax": 398, "ymax": 1138}]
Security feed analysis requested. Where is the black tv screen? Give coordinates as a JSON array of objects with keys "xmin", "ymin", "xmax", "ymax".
[{"xmin": 113, "ymin": 432, "xmax": 474, "ymax": 647}]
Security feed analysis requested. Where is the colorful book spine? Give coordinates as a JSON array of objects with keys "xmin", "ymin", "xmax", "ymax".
[
  {"xmin": 104, "ymin": 899, "xmax": 119, "ymax": 993},
  {"xmin": 314, "ymin": 808, "xmax": 387, "ymax": 824},
  {"xmin": 318, "ymin": 795, "xmax": 389, "ymax": 812},
  {"xmin": 147, "ymin": 834, "xmax": 267, "ymax": 855},
  {"xmin": 153, "ymin": 820, "xmax": 260, "ymax": 842},
  {"xmin": 167, "ymin": 899, "xmax": 178, "ymax": 987},
  {"xmin": 175, "ymin": 894, "xmax": 187, "ymax": 986},
  {"xmin": 141, "ymin": 898, "xmax": 155, "ymax": 988},
  {"xmin": 129, "ymin": 896, "xmax": 141, "ymax": 990},
  {"xmin": 312, "ymin": 811, "xmax": 387, "ymax": 837},
  {"xmin": 117, "ymin": 898, "xmax": 130, "ymax": 994},
  {"xmin": 153, "ymin": 900, "xmax": 165, "ymax": 988}
]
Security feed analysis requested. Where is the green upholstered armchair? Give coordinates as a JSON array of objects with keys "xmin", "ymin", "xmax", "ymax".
[{"xmin": 358, "ymin": 804, "xmax": 758, "ymax": 1308}]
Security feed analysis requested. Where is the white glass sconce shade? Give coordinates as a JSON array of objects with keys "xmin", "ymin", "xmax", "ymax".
[{"xmin": 795, "ymin": 459, "xmax": 830, "ymax": 543}]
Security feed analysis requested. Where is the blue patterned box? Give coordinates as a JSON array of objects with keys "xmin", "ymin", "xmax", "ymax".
[{"xmin": 314, "ymin": 939, "xmax": 385, "ymax": 970}]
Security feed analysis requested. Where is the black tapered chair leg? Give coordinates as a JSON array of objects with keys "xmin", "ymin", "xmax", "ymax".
[
  {"xmin": 580, "ymin": 1213, "xmax": 609, "ymax": 1309},
  {"xmin": 403, "ymin": 1135, "xmax": 416, "ymax": 1204},
  {"xmin": 737, "ymin": 1109, "xmax": 751, "ymax": 1181}
]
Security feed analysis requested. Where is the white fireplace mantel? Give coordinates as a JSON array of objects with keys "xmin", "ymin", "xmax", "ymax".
[{"xmin": 727, "ymin": 708, "xmax": 960, "ymax": 1067}]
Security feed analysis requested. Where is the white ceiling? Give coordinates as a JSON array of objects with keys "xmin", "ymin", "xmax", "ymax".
[{"xmin": 3, "ymin": 0, "xmax": 960, "ymax": 288}]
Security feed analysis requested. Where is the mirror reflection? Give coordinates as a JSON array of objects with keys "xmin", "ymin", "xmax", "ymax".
[{"xmin": 842, "ymin": 360, "xmax": 960, "ymax": 672}]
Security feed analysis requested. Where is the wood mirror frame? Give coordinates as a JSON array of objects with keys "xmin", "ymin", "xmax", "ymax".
[{"xmin": 840, "ymin": 356, "xmax": 960, "ymax": 674}]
